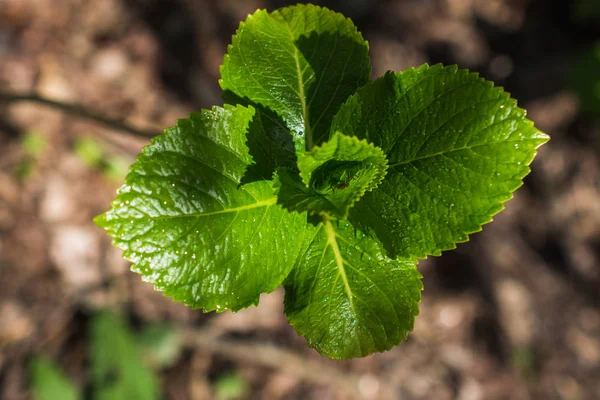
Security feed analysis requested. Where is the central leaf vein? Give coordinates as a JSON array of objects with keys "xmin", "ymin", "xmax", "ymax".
[
  {"xmin": 285, "ymin": 23, "xmax": 312, "ymax": 150},
  {"xmin": 129, "ymin": 197, "xmax": 277, "ymax": 221},
  {"xmin": 388, "ymin": 138, "xmax": 540, "ymax": 168},
  {"xmin": 323, "ymin": 217, "xmax": 355, "ymax": 313}
]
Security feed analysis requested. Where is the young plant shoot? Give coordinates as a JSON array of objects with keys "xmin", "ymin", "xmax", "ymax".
[{"xmin": 95, "ymin": 4, "xmax": 548, "ymax": 360}]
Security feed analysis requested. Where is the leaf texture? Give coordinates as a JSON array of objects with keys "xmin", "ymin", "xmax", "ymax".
[
  {"xmin": 332, "ymin": 65, "xmax": 549, "ymax": 258},
  {"xmin": 220, "ymin": 4, "xmax": 371, "ymax": 151},
  {"xmin": 284, "ymin": 218, "xmax": 422, "ymax": 360},
  {"xmin": 95, "ymin": 105, "xmax": 306, "ymax": 312},
  {"xmin": 96, "ymin": 2, "xmax": 550, "ymax": 361},
  {"xmin": 275, "ymin": 133, "xmax": 387, "ymax": 219}
]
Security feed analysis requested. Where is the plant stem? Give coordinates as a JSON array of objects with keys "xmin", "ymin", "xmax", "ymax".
[
  {"xmin": 179, "ymin": 326, "xmax": 371, "ymax": 396},
  {"xmin": 0, "ymin": 92, "xmax": 160, "ymax": 138}
]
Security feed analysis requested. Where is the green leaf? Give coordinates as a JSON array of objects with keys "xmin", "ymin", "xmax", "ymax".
[
  {"xmin": 284, "ymin": 217, "xmax": 422, "ymax": 360},
  {"xmin": 332, "ymin": 65, "xmax": 549, "ymax": 259},
  {"xmin": 89, "ymin": 313, "xmax": 159, "ymax": 400},
  {"xmin": 237, "ymin": 104, "xmax": 298, "ymax": 183},
  {"xmin": 136, "ymin": 325, "xmax": 182, "ymax": 369},
  {"xmin": 96, "ymin": 1, "xmax": 549, "ymax": 361},
  {"xmin": 220, "ymin": 4, "xmax": 370, "ymax": 151},
  {"xmin": 30, "ymin": 357, "xmax": 78, "ymax": 400},
  {"xmin": 74, "ymin": 137, "xmax": 104, "ymax": 168},
  {"xmin": 22, "ymin": 131, "xmax": 47, "ymax": 157},
  {"xmin": 214, "ymin": 373, "xmax": 249, "ymax": 400},
  {"xmin": 275, "ymin": 132, "xmax": 387, "ymax": 219},
  {"xmin": 94, "ymin": 105, "xmax": 306, "ymax": 312}
]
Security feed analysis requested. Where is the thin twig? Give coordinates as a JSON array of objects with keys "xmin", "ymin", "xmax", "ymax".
[
  {"xmin": 178, "ymin": 326, "xmax": 375, "ymax": 398},
  {"xmin": 0, "ymin": 92, "xmax": 160, "ymax": 138}
]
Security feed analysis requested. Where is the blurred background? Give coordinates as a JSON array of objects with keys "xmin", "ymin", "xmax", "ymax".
[{"xmin": 1, "ymin": 0, "xmax": 600, "ymax": 399}]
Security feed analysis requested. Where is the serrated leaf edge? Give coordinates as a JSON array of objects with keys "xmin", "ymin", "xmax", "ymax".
[
  {"xmin": 94, "ymin": 105, "xmax": 295, "ymax": 314},
  {"xmin": 337, "ymin": 63, "xmax": 549, "ymax": 260},
  {"xmin": 284, "ymin": 217, "xmax": 424, "ymax": 360}
]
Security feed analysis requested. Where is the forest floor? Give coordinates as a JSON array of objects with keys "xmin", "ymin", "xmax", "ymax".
[{"xmin": 1, "ymin": 0, "xmax": 599, "ymax": 399}]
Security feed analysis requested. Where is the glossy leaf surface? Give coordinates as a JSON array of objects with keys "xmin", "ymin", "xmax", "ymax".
[
  {"xmin": 95, "ymin": 105, "xmax": 305, "ymax": 312},
  {"xmin": 97, "ymin": 4, "xmax": 549, "ymax": 361},
  {"xmin": 284, "ymin": 218, "xmax": 422, "ymax": 359},
  {"xmin": 275, "ymin": 133, "xmax": 387, "ymax": 218},
  {"xmin": 333, "ymin": 65, "xmax": 549, "ymax": 258},
  {"xmin": 220, "ymin": 4, "xmax": 370, "ymax": 151}
]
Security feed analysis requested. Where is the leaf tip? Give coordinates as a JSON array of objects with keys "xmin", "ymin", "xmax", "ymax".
[{"xmin": 92, "ymin": 212, "xmax": 108, "ymax": 228}]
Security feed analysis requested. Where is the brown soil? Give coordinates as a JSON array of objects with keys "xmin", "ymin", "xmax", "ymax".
[{"xmin": 1, "ymin": 0, "xmax": 599, "ymax": 399}]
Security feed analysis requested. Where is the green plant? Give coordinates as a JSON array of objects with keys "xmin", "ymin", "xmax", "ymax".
[
  {"xmin": 73, "ymin": 137, "xmax": 129, "ymax": 182},
  {"xmin": 95, "ymin": 4, "xmax": 548, "ymax": 359},
  {"xmin": 30, "ymin": 313, "xmax": 160, "ymax": 400},
  {"xmin": 30, "ymin": 357, "xmax": 78, "ymax": 400},
  {"xmin": 214, "ymin": 372, "xmax": 249, "ymax": 400},
  {"xmin": 14, "ymin": 130, "xmax": 47, "ymax": 181},
  {"xmin": 90, "ymin": 313, "xmax": 159, "ymax": 400}
]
